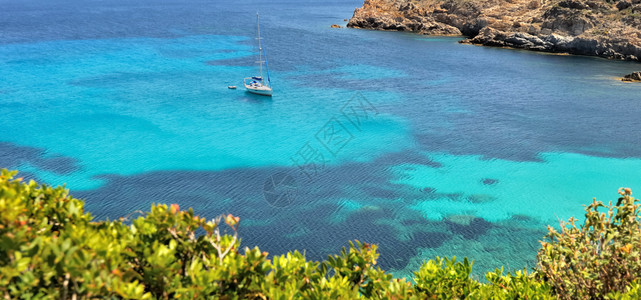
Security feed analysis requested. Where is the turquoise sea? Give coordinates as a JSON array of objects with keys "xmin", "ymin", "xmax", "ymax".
[{"xmin": 2, "ymin": 0, "xmax": 641, "ymax": 279}]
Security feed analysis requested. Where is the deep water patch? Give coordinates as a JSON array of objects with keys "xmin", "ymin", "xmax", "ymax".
[{"xmin": 0, "ymin": 142, "xmax": 80, "ymax": 175}]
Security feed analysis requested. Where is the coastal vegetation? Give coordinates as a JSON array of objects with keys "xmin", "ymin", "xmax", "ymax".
[{"xmin": 1, "ymin": 168, "xmax": 640, "ymax": 299}]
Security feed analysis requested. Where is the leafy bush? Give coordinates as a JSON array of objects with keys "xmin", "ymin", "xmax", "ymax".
[
  {"xmin": 412, "ymin": 259, "xmax": 554, "ymax": 300},
  {"xmin": 0, "ymin": 169, "xmax": 640, "ymax": 299},
  {"xmin": 413, "ymin": 256, "xmax": 479, "ymax": 298},
  {"xmin": 537, "ymin": 188, "xmax": 641, "ymax": 299},
  {"xmin": 477, "ymin": 268, "xmax": 554, "ymax": 300}
]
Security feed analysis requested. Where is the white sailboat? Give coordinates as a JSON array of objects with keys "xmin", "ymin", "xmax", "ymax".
[{"xmin": 244, "ymin": 14, "xmax": 273, "ymax": 96}]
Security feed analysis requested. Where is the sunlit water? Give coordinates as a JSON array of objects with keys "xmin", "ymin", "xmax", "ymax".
[{"xmin": 2, "ymin": 0, "xmax": 641, "ymax": 279}]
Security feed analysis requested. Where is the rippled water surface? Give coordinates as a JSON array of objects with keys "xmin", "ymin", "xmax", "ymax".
[{"xmin": 2, "ymin": 0, "xmax": 641, "ymax": 278}]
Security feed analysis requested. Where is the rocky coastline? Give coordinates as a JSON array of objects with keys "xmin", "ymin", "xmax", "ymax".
[
  {"xmin": 623, "ymin": 71, "xmax": 641, "ymax": 80},
  {"xmin": 347, "ymin": 0, "xmax": 641, "ymax": 62}
]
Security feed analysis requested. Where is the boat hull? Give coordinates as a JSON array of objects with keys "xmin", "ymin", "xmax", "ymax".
[
  {"xmin": 243, "ymin": 80, "xmax": 273, "ymax": 96},
  {"xmin": 246, "ymin": 88, "xmax": 273, "ymax": 96}
]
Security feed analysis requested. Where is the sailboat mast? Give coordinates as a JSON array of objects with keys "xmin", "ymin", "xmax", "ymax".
[{"xmin": 257, "ymin": 13, "xmax": 264, "ymax": 82}]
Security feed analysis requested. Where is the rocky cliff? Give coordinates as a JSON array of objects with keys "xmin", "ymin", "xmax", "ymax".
[{"xmin": 347, "ymin": 0, "xmax": 641, "ymax": 61}]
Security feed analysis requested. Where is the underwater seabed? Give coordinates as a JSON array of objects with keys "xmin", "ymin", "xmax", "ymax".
[
  {"xmin": 385, "ymin": 151, "xmax": 641, "ymax": 278},
  {"xmin": 391, "ymin": 151, "xmax": 641, "ymax": 223},
  {"xmin": 59, "ymin": 149, "xmax": 641, "ymax": 279}
]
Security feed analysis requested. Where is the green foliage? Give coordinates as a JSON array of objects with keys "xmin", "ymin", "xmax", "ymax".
[
  {"xmin": 0, "ymin": 169, "xmax": 269, "ymax": 299},
  {"xmin": 412, "ymin": 259, "xmax": 555, "ymax": 299},
  {"xmin": 1, "ymin": 169, "xmax": 640, "ymax": 299},
  {"xmin": 476, "ymin": 268, "xmax": 554, "ymax": 299},
  {"xmin": 537, "ymin": 188, "xmax": 641, "ymax": 299},
  {"xmin": 605, "ymin": 280, "xmax": 641, "ymax": 299},
  {"xmin": 413, "ymin": 256, "xmax": 479, "ymax": 299}
]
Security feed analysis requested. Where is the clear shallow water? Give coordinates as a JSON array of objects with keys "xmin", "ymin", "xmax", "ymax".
[{"xmin": 2, "ymin": 0, "xmax": 641, "ymax": 279}]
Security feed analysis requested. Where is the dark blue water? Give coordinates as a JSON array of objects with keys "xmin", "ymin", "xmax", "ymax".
[{"xmin": 2, "ymin": 0, "xmax": 641, "ymax": 279}]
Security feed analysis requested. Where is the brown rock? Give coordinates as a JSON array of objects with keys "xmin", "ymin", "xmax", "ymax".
[
  {"xmin": 346, "ymin": 0, "xmax": 641, "ymax": 62},
  {"xmin": 558, "ymin": 0, "xmax": 590, "ymax": 10},
  {"xmin": 331, "ymin": 24, "xmax": 342, "ymax": 28},
  {"xmin": 541, "ymin": 6, "xmax": 595, "ymax": 36},
  {"xmin": 420, "ymin": 21, "xmax": 462, "ymax": 35},
  {"xmin": 622, "ymin": 71, "xmax": 641, "ymax": 81},
  {"xmin": 617, "ymin": 0, "xmax": 632, "ymax": 10},
  {"xmin": 528, "ymin": 0, "xmax": 541, "ymax": 9}
]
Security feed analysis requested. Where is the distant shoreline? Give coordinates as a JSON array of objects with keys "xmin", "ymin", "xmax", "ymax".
[{"xmin": 347, "ymin": 0, "xmax": 641, "ymax": 63}]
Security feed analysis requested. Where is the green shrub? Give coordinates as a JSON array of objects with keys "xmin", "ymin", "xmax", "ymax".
[
  {"xmin": 413, "ymin": 256, "xmax": 479, "ymax": 298},
  {"xmin": 476, "ymin": 268, "xmax": 554, "ymax": 299},
  {"xmin": 605, "ymin": 280, "xmax": 641, "ymax": 299},
  {"xmin": 537, "ymin": 188, "xmax": 641, "ymax": 299}
]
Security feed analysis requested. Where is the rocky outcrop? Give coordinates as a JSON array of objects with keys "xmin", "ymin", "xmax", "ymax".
[
  {"xmin": 347, "ymin": 1, "xmax": 463, "ymax": 35},
  {"xmin": 622, "ymin": 71, "xmax": 641, "ymax": 81},
  {"xmin": 347, "ymin": 0, "xmax": 641, "ymax": 61}
]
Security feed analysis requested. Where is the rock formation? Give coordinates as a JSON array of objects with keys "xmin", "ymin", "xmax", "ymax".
[
  {"xmin": 622, "ymin": 71, "xmax": 641, "ymax": 81},
  {"xmin": 347, "ymin": 0, "xmax": 641, "ymax": 61}
]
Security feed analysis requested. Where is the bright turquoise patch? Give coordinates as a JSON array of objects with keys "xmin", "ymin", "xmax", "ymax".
[{"xmin": 391, "ymin": 152, "xmax": 641, "ymax": 223}]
